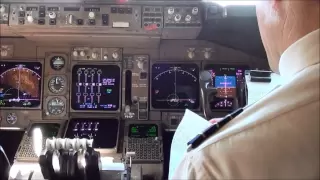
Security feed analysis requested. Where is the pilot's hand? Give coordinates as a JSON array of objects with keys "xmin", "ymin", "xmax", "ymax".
[{"xmin": 209, "ymin": 118, "xmax": 223, "ymax": 124}]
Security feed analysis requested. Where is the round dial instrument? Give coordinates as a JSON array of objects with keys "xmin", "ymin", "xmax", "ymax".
[
  {"xmin": 48, "ymin": 76, "xmax": 66, "ymax": 94},
  {"xmin": 50, "ymin": 56, "xmax": 65, "ymax": 71},
  {"xmin": 47, "ymin": 97, "xmax": 65, "ymax": 115}
]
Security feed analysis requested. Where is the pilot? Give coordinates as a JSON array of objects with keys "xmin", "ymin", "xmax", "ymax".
[{"xmin": 172, "ymin": 0, "xmax": 319, "ymax": 179}]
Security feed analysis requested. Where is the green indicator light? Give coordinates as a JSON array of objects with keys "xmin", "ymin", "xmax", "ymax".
[
  {"xmin": 131, "ymin": 127, "xmax": 138, "ymax": 133},
  {"xmin": 149, "ymin": 126, "xmax": 156, "ymax": 133},
  {"xmin": 106, "ymin": 89, "xmax": 112, "ymax": 94}
]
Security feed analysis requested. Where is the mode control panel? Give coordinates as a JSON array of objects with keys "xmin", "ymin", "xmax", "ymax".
[
  {"xmin": 164, "ymin": 6, "xmax": 201, "ymax": 27},
  {"xmin": 9, "ymin": 4, "xmax": 141, "ymax": 29},
  {"xmin": 0, "ymin": 4, "xmax": 9, "ymax": 24},
  {"xmin": 71, "ymin": 47, "xmax": 123, "ymax": 61}
]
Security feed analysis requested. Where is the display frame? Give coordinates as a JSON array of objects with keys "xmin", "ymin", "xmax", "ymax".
[
  {"xmin": 0, "ymin": 59, "xmax": 44, "ymax": 110},
  {"xmin": 63, "ymin": 118, "xmax": 120, "ymax": 154},
  {"xmin": 149, "ymin": 61, "xmax": 201, "ymax": 112},
  {"xmin": 202, "ymin": 63, "xmax": 249, "ymax": 112},
  {"xmin": 69, "ymin": 62, "xmax": 122, "ymax": 113}
]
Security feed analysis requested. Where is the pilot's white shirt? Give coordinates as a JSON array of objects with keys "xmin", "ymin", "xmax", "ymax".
[{"xmin": 172, "ymin": 29, "xmax": 320, "ymax": 179}]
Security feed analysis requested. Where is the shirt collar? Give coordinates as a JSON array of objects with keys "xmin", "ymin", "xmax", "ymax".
[{"xmin": 279, "ymin": 29, "xmax": 320, "ymax": 78}]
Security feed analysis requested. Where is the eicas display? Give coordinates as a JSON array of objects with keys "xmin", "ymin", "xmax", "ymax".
[
  {"xmin": 0, "ymin": 61, "xmax": 42, "ymax": 108},
  {"xmin": 71, "ymin": 65, "xmax": 120, "ymax": 111},
  {"xmin": 151, "ymin": 63, "xmax": 199, "ymax": 109},
  {"xmin": 65, "ymin": 119, "xmax": 119, "ymax": 149}
]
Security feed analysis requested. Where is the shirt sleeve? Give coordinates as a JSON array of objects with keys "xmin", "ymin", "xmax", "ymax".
[{"xmin": 171, "ymin": 154, "xmax": 196, "ymax": 180}]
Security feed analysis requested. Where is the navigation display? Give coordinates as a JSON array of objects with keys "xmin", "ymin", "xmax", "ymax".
[
  {"xmin": 0, "ymin": 61, "xmax": 42, "ymax": 108},
  {"xmin": 71, "ymin": 65, "xmax": 120, "ymax": 111},
  {"xmin": 129, "ymin": 124, "xmax": 158, "ymax": 138},
  {"xmin": 151, "ymin": 63, "xmax": 199, "ymax": 109},
  {"xmin": 65, "ymin": 119, "xmax": 119, "ymax": 149}
]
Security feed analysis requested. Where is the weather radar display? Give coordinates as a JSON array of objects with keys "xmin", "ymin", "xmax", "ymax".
[{"xmin": 0, "ymin": 61, "xmax": 42, "ymax": 108}]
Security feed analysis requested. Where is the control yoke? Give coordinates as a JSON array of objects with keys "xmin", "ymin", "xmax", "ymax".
[{"xmin": 199, "ymin": 71, "xmax": 217, "ymax": 119}]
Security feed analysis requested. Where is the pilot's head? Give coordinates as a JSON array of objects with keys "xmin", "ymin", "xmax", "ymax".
[{"xmin": 256, "ymin": 0, "xmax": 320, "ymax": 73}]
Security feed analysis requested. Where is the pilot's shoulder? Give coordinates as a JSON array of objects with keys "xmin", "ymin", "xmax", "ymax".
[{"xmin": 188, "ymin": 101, "xmax": 319, "ymax": 178}]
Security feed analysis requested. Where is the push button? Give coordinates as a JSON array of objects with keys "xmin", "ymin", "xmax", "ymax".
[
  {"xmin": 139, "ymin": 101, "xmax": 147, "ymax": 109},
  {"xmin": 140, "ymin": 72, "xmax": 147, "ymax": 79}
]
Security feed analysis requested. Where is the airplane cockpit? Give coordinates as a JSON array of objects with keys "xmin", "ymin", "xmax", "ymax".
[{"xmin": 0, "ymin": 1, "xmax": 278, "ymax": 179}]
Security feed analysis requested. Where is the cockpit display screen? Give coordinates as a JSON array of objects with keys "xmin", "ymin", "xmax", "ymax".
[
  {"xmin": 65, "ymin": 119, "xmax": 119, "ymax": 149},
  {"xmin": 129, "ymin": 124, "xmax": 158, "ymax": 138},
  {"xmin": 151, "ymin": 63, "xmax": 199, "ymax": 109},
  {"xmin": 71, "ymin": 65, "xmax": 120, "ymax": 111},
  {"xmin": 0, "ymin": 61, "xmax": 42, "ymax": 108},
  {"xmin": 204, "ymin": 64, "xmax": 248, "ymax": 110}
]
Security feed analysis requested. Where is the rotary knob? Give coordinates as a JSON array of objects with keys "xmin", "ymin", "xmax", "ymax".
[
  {"xmin": 188, "ymin": 51, "xmax": 195, "ymax": 59},
  {"xmin": 103, "ymin": 55, "xmax": 108, "ymax": 60},
  {"xmin": 80, "ymin": 51, "xmax": 86, "ymax": 57},
  {"xmin": 192, "ymin": 7, "xmax": 199, "ymax": 15},
  {"xmin": 72, "ymin": 50, "xmax": 78, "ymax": 57},
  {"xmin": 0, "ymin": 49, "xmax": 8, "ymax": 57},
  {"xmin": 174, "ymin": 14, "xmax": 181, "ymax": 22},
  {"xmin": 137, "ymin": 60, "xmax": 144, "ymax": 70},
  {"xmin": 49, "ymin": 12, "xmax": 56, "ymax": 19},
  {"xmin": 91, "ymin": 52, "xmax": 98, "ymax": 59},
  {"xmin": 0, "ymin": 5, "xmax": 6, "ymax": 13},
  {"xmin": 187, "ymin": 48, "xmax": 195, "ymax": 59},
  {"xmin": 168, "ymin": 7, "xmax": 174, "ymax": 15},
  {"xmin": 204, "ymin": 51, "xmax": 211, "ymax": 59},
  {"xmin": 88, "ymin": 12, "xmax": 95, "ymax": 19},
  {"xmin": 112, "ymin": 52, "xmax": 119, "ymax": 59},
  {"xmin": 27, "ymin": 15, "xmax": 34, "ymax": 23},
  {"xmin": 185, "ymin": 15, "xmax": 192, "ymax": 22}
]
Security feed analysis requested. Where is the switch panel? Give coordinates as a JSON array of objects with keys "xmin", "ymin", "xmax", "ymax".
[
  {"xmin": 164, "ymin": 6, "xmax": 202, "ymax": 27},
  {"xmin": 142, "ymin": 6, "xmax": 163, "ymax": 29},
  {"xmin": 71, "ymin": 47, "xmax": 123, "ymax": 61},
  {"xmin": 9, "ymin": 4, "xmax": 141, "ymax": 30}
]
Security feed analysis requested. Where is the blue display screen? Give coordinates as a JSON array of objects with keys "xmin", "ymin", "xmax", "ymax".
[{"xmin": 215, "ymin": 76, "xmax": 236, "ymax": 88}]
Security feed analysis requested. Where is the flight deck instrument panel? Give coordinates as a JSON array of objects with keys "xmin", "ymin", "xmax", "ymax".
[
  {"xmin": 0, "ymin": 61, "xmax": 42, "ymax": 108},
  {"xmin": 71, "ymin": 64, "xmax": 121, "ymax": 111},
  {"xmin": 151, "ymin": 63, "xmax": 199, "ymax": 110}
]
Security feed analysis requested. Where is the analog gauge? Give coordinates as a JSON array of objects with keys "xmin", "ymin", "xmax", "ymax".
[
  {"xmin": 48, "ymin": 76, "xmax": 66, "ymax": 94},
  {"xmin": 6, "ymin": 113, "xmax": 18, "ymax": 125},
  {"xmin": 47, "ymin": 97, "xmax": 65, "ymax": 115},
  {"xmin": 50, "ymin": 56, "xmax": 65, "ymax": 71}
]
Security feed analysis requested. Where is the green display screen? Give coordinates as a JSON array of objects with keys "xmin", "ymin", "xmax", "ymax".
[
  {"xmin": 128, "ymin": 124, "xmax": 158, "ymax": 138},
  {"xmin": 28, "ymin": 123, "xmax": 60, "ymax": 137}
]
